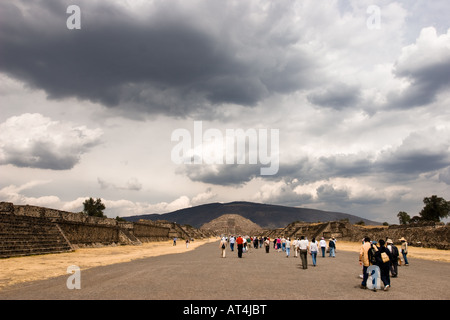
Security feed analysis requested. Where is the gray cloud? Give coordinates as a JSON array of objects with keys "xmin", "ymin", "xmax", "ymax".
[
  {"xmin": 438, "ymin": 167, "xmax": 450, "ymax": 185},
  {"xmin": 0, "ymin": 113, "xmax": 103, "ymax": 170},
  {"xmin": 98, "ymin": 177, "xmax": 142, "ymax": 191},
  {"xmin": 307, "ymin": 83, "xmax": 362, "ymax": 109},
  {"xmin": 316, "ymin": 184, "xmax": 350, "ymax": 203},
  {"xmin": 374, "ymin": 128, "xmax": 450, "ymax": 177},
  {"xmin": 177, "ymin": 164, "xmax": 261, "ymax": 186},
  {"xmin": 388, "ymin": 27, "xmax": 450, "ymax": 109},
  {"xmin": 175, "ymin": 127, "xmax": 450, "ymax": 187},
  {"xmin": 0, "ymin": 0, "xmax": 317, "ymax": 118}
]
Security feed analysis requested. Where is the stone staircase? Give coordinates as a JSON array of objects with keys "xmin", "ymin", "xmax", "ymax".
[{"xmin": 0, "ymin": 214, "xmax": 73, "ymax": 258}]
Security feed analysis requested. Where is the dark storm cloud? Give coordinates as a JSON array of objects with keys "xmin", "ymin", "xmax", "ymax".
[
  {"xmin": 307, "ymin": 83, "xmax": 361, "ymax": 109},
  {"xmin": 375, "ymin": 150, "xmax": 450, "ymax": 176},
  {"xmin": 178, "ymin": 164, "xmax": 261, "ymax": 186},
  {"xmin": 0, "ymin": 0, "xmax": 316, "ymax": 118},
  {"xmin": 374, "ymin": 128, "xmax": 450, "ymax": 177},
  {"xmin": 176, "ymin": 154, "xmax": 373, "ymax": 186},
  {"xmin": 388, "ymin": 61, "xmax": 450, "ymax": 109},
  {"xmin": 316, "ymin": 184, "xmax": 349, "ymax": 203},
  {"xmin": 387, "ymin": 27, "xmax": 450, "ymax": 109},
  {"xmin": 176, "ymin": 128, "xmax": 450, "ymax": 186}
]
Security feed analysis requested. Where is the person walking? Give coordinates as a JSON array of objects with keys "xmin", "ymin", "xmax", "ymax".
[
  {"xmin": 328, "ymin": 238, "xmax": 336, "ymax": 257},
  {"xmin": 220, "ymin": 237, "xmax": 227, "ymax": 258},
  {"xmin": 375, "ymin": 239, "xmax": 392, "ymax": 291},
  {"xmin": 319, "ymin": 237, "xmax": 327, "ymax": 258},
  {"xmin": 264, "ymin": 237, "xmax": 270, "ymax": 253},
  {"xmin": 309, "ymin": 238, "xmax": 319, "ymax": 267},
  {"xmin": 276, "ymin": 237, "xmax": 281, "ymax": 252},
  {"xmin": 400, "ymin": 237, "xmax": 409, "ymax": 266},
  {"xmin": 292, "ymin": 238, "xmax": 299, "ymax": 258},
  {"xmin": 298, "ymin": 236, "xmax": 309, "ymax": 269},
  {"xmin": 229, "ymin": 236, "xmax": 235, "ymax": 252},
  {"xmin": 359, "ymin": 236, "xmax": 377, "ymax": 290},
  {"xmin": 236, "ymin": 235, "xmax": 244, "ymax": 258},
  {"xmin": 285, "ymin": 238, "xmax": 291, "ymax": 258},
  {"xmin": 387, "ymin": 239, "xmax": 399, "ymax": 277},
  {"xmin": 246, "ymin": 236, "xmax": 251, "ymax": 253}
]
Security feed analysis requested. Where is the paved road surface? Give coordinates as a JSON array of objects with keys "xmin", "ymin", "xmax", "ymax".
[{"xmin": 0, "ymin": 241, "xmax": 449, "ymax": 300}]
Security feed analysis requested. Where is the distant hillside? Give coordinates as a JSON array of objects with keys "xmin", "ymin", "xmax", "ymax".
[{"xmin": 123, "ymin": 201, "xmax": 380, "ymax": 229}]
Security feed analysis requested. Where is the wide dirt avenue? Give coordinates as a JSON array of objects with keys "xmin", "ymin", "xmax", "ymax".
[{"xmin": 0, "ymin": 239, "xmax": 449, "ymax": 300}]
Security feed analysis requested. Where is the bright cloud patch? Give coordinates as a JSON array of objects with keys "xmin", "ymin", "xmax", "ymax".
[{"xmin": 0, "ymin": 113, "xmax": 103, "ymax": 170}]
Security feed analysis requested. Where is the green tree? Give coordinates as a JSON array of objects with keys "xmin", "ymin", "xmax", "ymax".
[
  {"xmin": 397, "ymin": 211, "xmax": 411, "ymax": 225},
  {"xmin": 83, "ymin": 197, "xmax": 106, "ymax": 217},
  {"xmin": 419, "ymin": 195, "xmax": 450, "ymax": 222}
]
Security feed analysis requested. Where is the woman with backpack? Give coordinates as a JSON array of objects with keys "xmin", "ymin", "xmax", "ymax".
[{"xmin": 375, "ymin": 239, "xmax": 392, "ymax": 291}]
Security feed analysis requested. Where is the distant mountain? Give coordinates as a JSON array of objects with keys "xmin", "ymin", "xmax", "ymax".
[{"xmin": 123, "ymin": 201, "xmax": 380, "ymax": 229}]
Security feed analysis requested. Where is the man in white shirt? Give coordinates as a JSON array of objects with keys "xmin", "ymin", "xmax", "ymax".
[
  {"xmin": 319, "ymin": 237, "xmax": 327, "ymax": 257},
  {"xmin": 298, "ymin": 236, "xmax": 309, "ymax": 269},
  {"xmin": 229, "ymin": 236, "xmax": 235, "ymax": 252}
]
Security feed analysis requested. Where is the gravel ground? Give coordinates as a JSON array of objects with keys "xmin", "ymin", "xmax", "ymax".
[{"xmin": 0, "ymin": 241, "xmax": 449, "ymax": 301}]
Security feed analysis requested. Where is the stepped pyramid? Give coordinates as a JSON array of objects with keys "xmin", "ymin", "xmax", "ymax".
[
  {"xmin": 0, "ymin": 213, "xmax": 73, "ymax": 258},
  {"xmin": 200, "ymin": 214, "xmax": 262, "ymax": 236}
]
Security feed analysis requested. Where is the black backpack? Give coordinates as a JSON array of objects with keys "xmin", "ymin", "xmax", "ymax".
[
  {"xmin": 391, "ymin": 245, "xmax": 399, "ymax": 258},
  {"xmin": 368, "ymin": 245, "xmax": 377, "ymax": 265}
]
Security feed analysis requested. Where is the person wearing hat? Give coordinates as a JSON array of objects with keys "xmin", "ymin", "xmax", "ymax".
[
  {"xmin": 386, "ymin": 239, "xmax": 399, "ymax": 277},
  {"xmin": 328, "ymin": 238, "xmax": 336, "ymax": 257},
  {"xmin": 400, "ymin": 237, "xmax": 409, "ymax": 266}
]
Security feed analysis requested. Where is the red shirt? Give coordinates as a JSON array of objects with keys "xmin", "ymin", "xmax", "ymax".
[{"xmin": 236, "ymin": 237, "xmax": 244, "ymax": 245}]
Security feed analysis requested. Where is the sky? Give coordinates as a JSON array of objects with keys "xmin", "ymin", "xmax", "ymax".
[{"xmin": 1, "ymin": 0, "xmax": 449, "ymax": 224}]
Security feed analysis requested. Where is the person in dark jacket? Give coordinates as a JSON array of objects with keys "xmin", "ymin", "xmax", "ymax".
[
  {"xmin": 328, "ymin": 238, "xmax": 336, "ymax": 257},
  {"xmin": 386, "ymin": 239, "xmax": 399, "ymax": 277},
  {"xmin": 375, "ymin": 239, "xmax": 392, "ymax": 291}
]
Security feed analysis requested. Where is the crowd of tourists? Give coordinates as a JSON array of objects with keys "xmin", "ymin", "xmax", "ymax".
[
  {"xmin": 358, "ymin": 236, "xmax": 409, "ymax": 292},
  {"xmin": 219, "ymin": 235, "xmax": 338, "ymax": 269},
  {"xmin": 219, "ymin": 234, "xmax": 410, "ymax": 293}
]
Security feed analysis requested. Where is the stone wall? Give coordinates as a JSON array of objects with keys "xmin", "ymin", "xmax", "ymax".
[
  {"xmin": 267, "ymin": 221, "xmax": 353, "ymax": 241},
  {"xmin": 0, "ymin": 202, "xmax": 205, "ymax": 252},
  {"xmin": 349, "ymin": 222, "xmax": 450, "ymax": 249},
  {"xmin": 133, "ymin": 220, "xmax": 171, "ymax": 242},
  {"xmin": 264, "ymin": 219, "xmax": 450, "ymax": 250}
]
